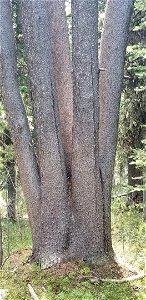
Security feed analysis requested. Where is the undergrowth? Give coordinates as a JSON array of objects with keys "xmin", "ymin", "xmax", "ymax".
[
  {"xmin": 0, "ymin": 200, "xmax": 145, "ymax": 299},
  {"xmin": 112, "ymin": 197, "xmax": 145, "ymax": 271},
  {"xmin": 0, "ymin": 264, "xmax": 146, "ymax": 300}
]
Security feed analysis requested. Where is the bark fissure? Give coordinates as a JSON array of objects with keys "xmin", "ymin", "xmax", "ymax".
[
  {"xmin": 47, "ymin": 0, "xmax": 73, "ymax": 175},
  {"xmin": 91, "ymin": 54, "xmax": 102, "ymax": 219}
]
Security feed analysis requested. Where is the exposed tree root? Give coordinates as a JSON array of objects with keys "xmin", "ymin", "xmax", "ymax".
[
  {"xmin": 78, "ymin": 273, "xmax": 146, "ymax": 283},
  {"xmin": 28, "ymin": 284, "xmax": 40, "ymax": 300}
]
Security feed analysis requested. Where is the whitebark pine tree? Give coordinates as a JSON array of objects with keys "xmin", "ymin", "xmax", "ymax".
[{"xmin": 0, "ymin": 0, "xmax": 133, "ymax": 268}]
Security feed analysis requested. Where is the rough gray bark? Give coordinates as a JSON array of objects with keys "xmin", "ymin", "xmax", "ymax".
[
  {"xmin": 0, "ymin": 0, "xmax": 41, "ymax": 258},
  {"xmin": 99, "ymin": 0, "xmax": 134, "ymax": 252},
  {"xmin": 47, "ymin": 0, "xmax": 73, "ymax": 175},
  {"xmin": 7, "ymin": 160, "xmax": 16, "ymax": 222},
  {"xmin": 1, "ymin": 0, "xmax": 134, "ymax": 267},
  {"xmin": 71, "ymin": 0, "xmax": 105, "ymax": 261},
  {"xmin": 20, "ymin": 0, "xmax": 70, "ymax": 268}
]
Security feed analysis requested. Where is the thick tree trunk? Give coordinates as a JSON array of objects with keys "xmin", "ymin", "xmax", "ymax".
[
  {"xmin": 70, "ymin": 0, "xmax": 105, "ymax": 262},
  {"xmin": 7, "ymin": 160, "xmax": 16, "ymax": 222},
  {"xmin": 1, "ymin": 0, "xmax": 134, "ymax": 268},
  {"xmin": 1, "ymin": 0, "xmax": 41, "ymax": 258},
  {"xmin": 20, "ymin": 0, "xmax": 70, "ymax": 268},
  {"xmin": 47, "ymin": 0, "xmax": 73, "ymax": 175},
  {"xmin": 99, "ymin": 0, "xmax": 134, "ymax": 253}
]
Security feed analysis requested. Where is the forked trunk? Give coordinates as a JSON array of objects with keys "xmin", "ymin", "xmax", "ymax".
[{"xmin": 1, "ymin": 0, "xmax": 134, "ymax": 267}]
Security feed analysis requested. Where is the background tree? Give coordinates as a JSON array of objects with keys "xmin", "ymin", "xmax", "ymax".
[
  {"xmin": 117, "ymin": 0, "xmax": 146, "ymax": 204},
  {"xmin": 0, "ymin": 214, "xmax": 2, "ymax": 267}
]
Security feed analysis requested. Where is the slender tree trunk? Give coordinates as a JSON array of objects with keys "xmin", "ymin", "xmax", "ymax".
[
  {"xmin": 0, "ymin": 214, "xmax": 2, "ymax": 268},
  {"xmin": 128, "ymin": 158, "xmax": 142, "ymax": 188},
  {"xmin": 20, "ymin": 0, "xmax": 70, "ymax": 268},
  {"xmin": 99, "ymin": 0, "xmax": 134, "ymax": 253},
  {"xmin": 70, "ymin": 0, "xmax": 105, "ymax": 262},
  {"xmin": 126, "ymin": 157, "xmax": 143, "ymax": 206},
  {"xmin": 7, "ymin": 160, "xmax": 16, "ymax": 222},
  {"xmin": 1, "ymin": 129, "xmax": 16, "ymax": 222},
  {"xmin": 47, "ymin": 0, "xmax": 73, "ymax": 175},
  {"xmin": 143, "ymin": 125, "xmax": 146, "ymax": 221},
  {"xmin": 1, "ymin": 0, "xmax": 41, "ymax": 258},
  {"xmin": 142, "ymin": 107, "xmax": 146, "ymax": 221}
]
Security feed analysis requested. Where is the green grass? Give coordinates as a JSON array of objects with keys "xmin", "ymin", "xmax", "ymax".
[
  {"xmin": 112, "ymin": 198, "xmax": 145, "ymax": 270},
  {"xmin": 0, "ymin": 265, "xmax": 146, "ymax": 300},
  {"xmin": 2, "ymin": 219, "xmax": 32, "ymax": 257},
  {"xmin": 0, "ymin": 206, "xmax": 146, "ymax": 300}
]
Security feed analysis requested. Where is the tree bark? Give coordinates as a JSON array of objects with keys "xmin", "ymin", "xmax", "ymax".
[
  {"xmin": 1, "ymin": 0, "xmax": 135, "ymax": 268},
  {"xmin": 47, "ymin": 0, "xmax": 73, "ymax": 175},
  {"xmin": 71, "ymin": 0, "xmax": 105, "ymax": 262},
  {"xmin": 20, "ymin": 0, "xmax": 70, "ymax": 268},
  {"xmin": 1, "ymin": 0, "xmax": 41, "ymax": 258},
  {"xmin": 99, "ymin": 0, "xmax": 134, "ymax": 252}
]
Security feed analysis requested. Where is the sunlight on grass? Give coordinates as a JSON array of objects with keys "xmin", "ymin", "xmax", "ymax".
[
  {"xmin": 2, "ymin": 219, "xmax": 32, "ymax": 259},
  {"xmin": 1, "ymin": 267, "xmax": 145, "ymax": 300},
  {"xmin": 0, "ymin": 203, "xmax": 145, "ymax": 300}
]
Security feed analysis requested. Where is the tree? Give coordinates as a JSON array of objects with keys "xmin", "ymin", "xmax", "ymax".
[
  {"xmin": 99, "ymin": 0, "xmax": 134, "ymax": 251},
  {"xmin": 117, "ymin": 0, "xmax": 146, "ymax": 204},
  {"xmin": 1, "ymin": 0, "xmax": 134, "ymax": 268},
  {"xmin": 6, "ymin": 159, "xmax": 16, "ymax": 222},
  {"xmin": 1, "ymin": 129, "xmax": 16, "ymax": 222}
]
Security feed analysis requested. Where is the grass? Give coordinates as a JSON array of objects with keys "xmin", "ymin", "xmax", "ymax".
[
  {"xmin": 112, "ymin": 198, "xmax": 145, "ymax": 271},
  {"xmin": 2, "ymin": 219, "xmax": 32, "ymax": 258},
  {"xmin": 0, "ymin": 205, "xmax": 146, "ymax": 300},
  {"xmin": 0, "ymin": 261, "xmax": 146, "ymax": 300}
]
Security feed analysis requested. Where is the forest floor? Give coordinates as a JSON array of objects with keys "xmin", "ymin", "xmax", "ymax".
[
  {"xmin": 0, "ymin": 199, "xmax": 145, "ymax": 300},
  {"xmin": 0, "ymin": 248, "xmax": 146, "ymax": 300}
]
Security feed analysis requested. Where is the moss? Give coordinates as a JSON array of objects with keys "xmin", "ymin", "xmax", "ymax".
[{"xmin": 0, "ymin": 263, "xmax": 145, "ymax": 300}]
